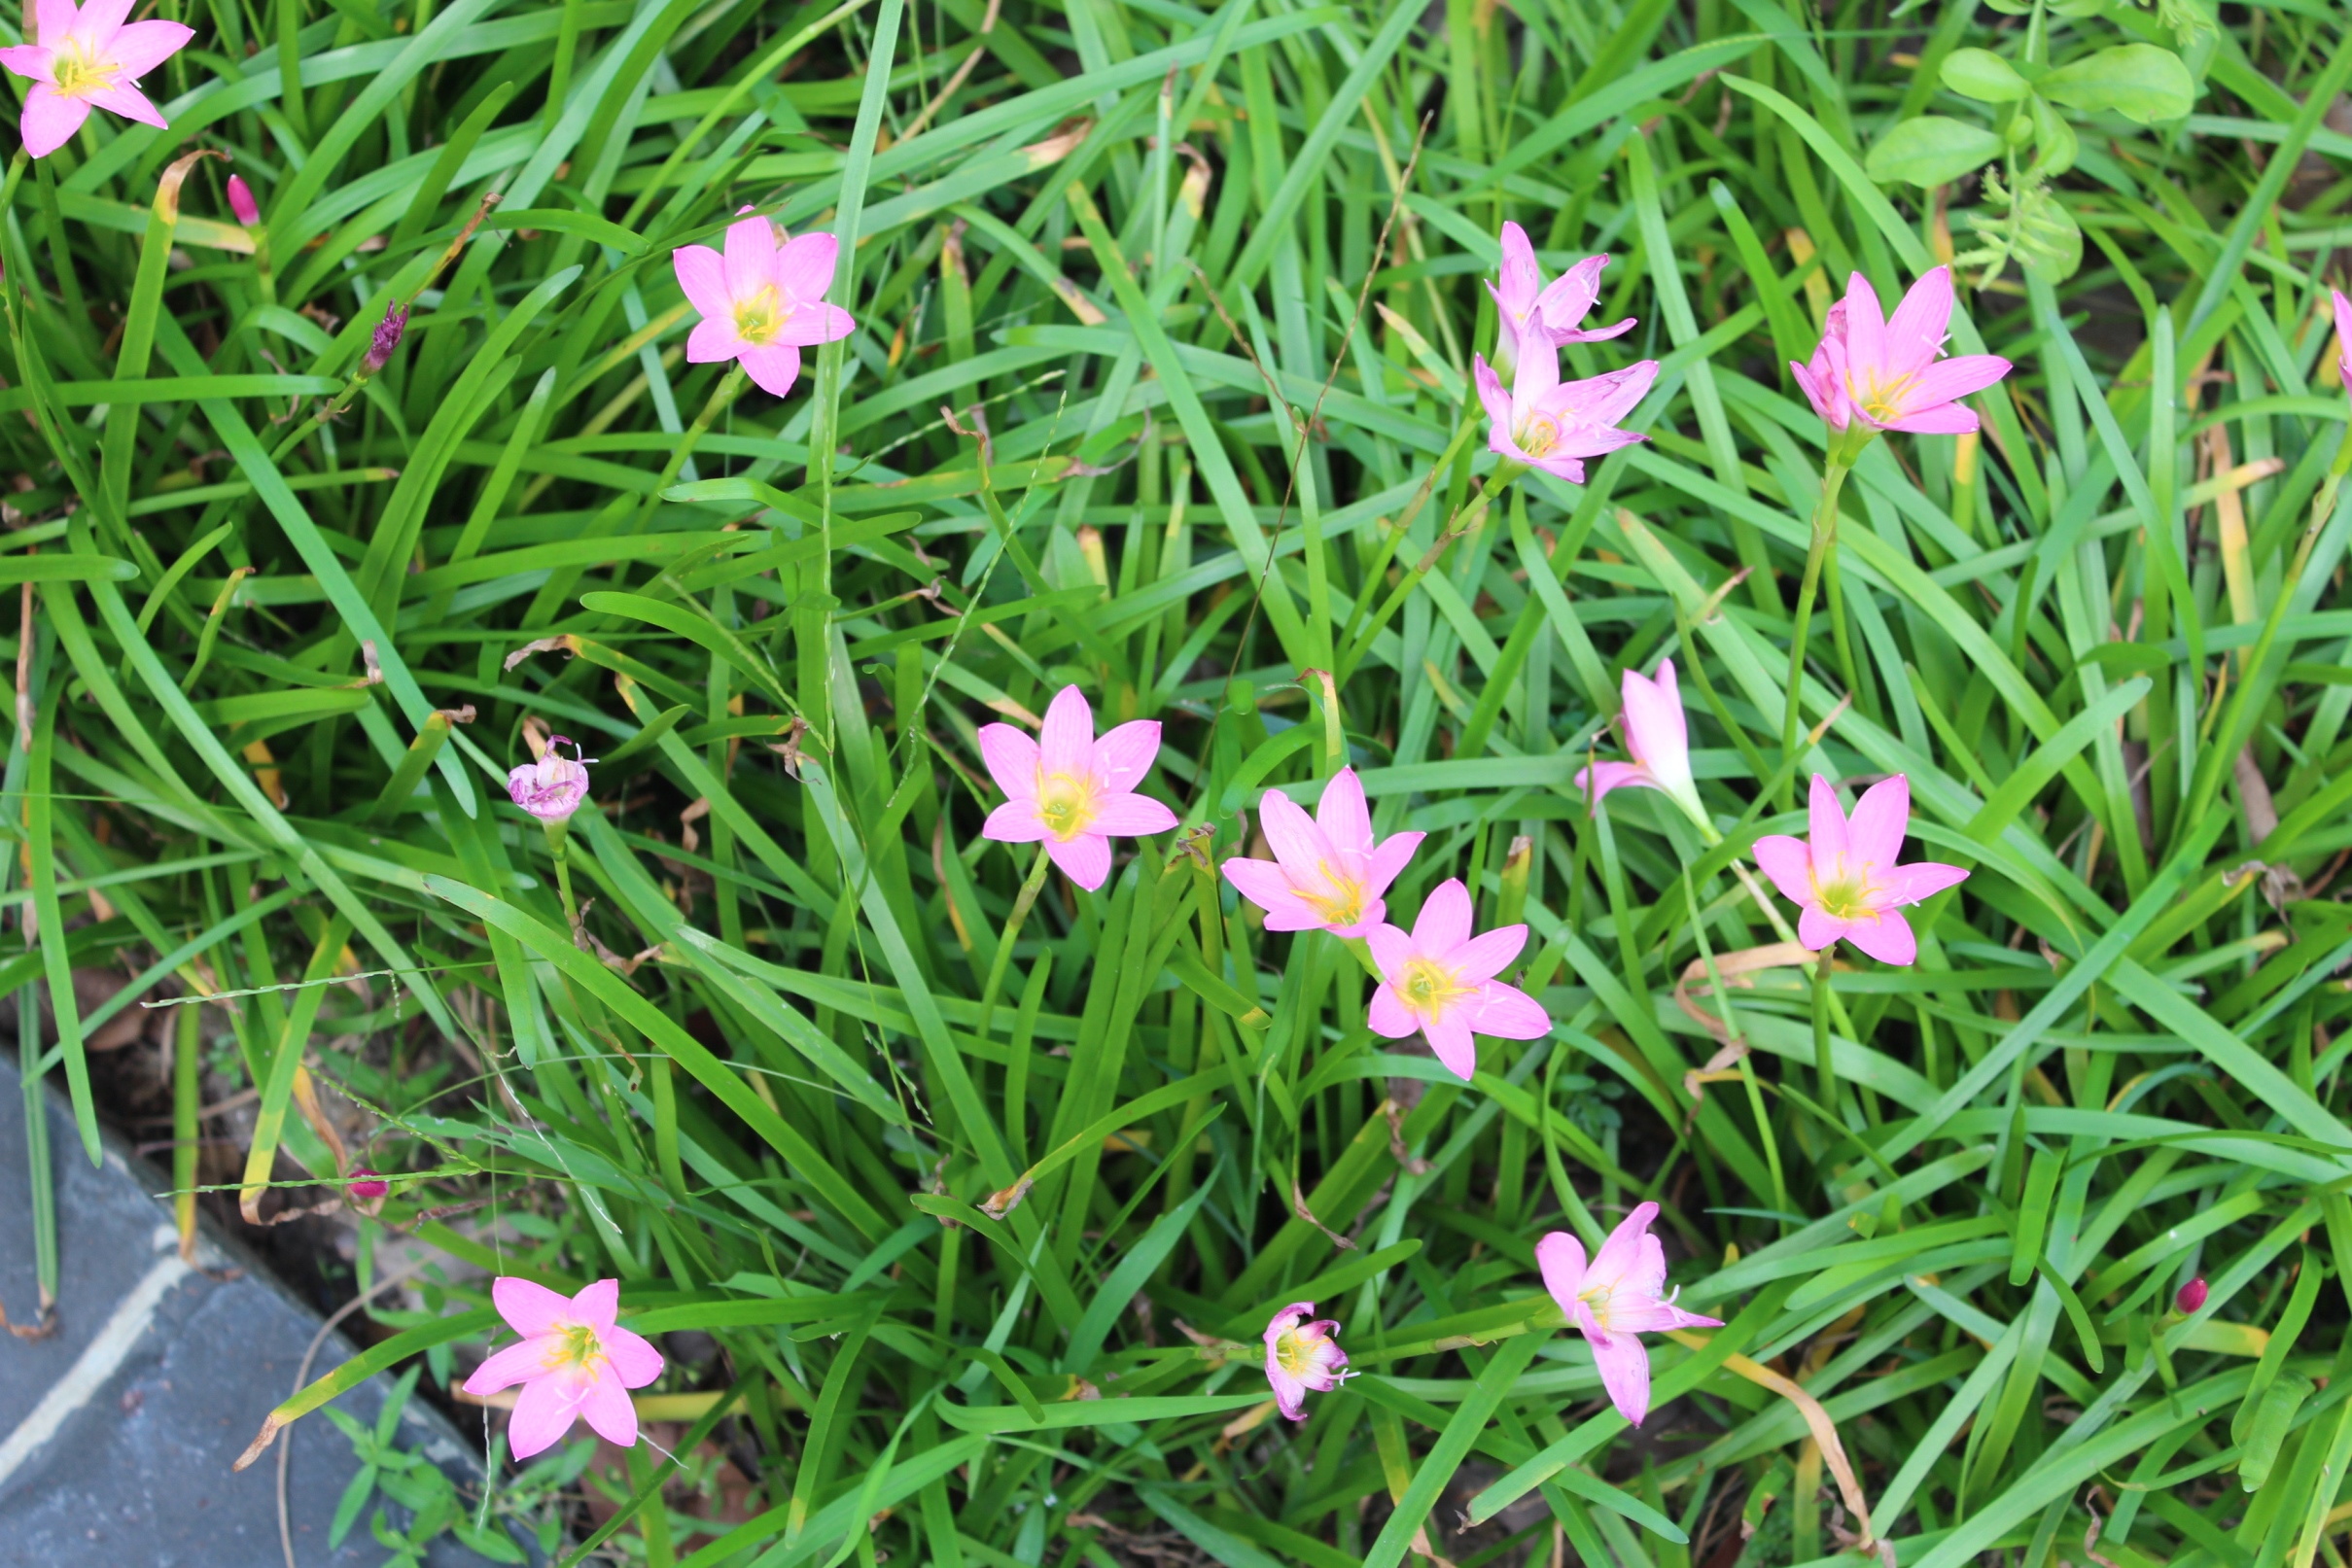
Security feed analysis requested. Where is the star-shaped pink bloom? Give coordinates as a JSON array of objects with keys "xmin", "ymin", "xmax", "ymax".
[
  {"xmin": 1489, "ymin": 220, "xmax": 1636, "ymax": 369},
  {"xmin": 1472, "ymin": 345, "xmax": 1657, "ymax": 485},
  {"xmin": 1791, "ymin": 266, "xmax": 2011, "ymax": 436},
  {"xmin": 673, "ymin": 207, "xmax": 856, "ymax": 400},
  {"xmin": 1537, "ymin": 1202, "xmax": 1721, "ymax": 1428},
  {"xmin": 1220, "ymin": 767, "xmax": 1423, "ymax": 938},
  {"xmin": 1366, "ymin": 878, "xmax": 1550, "ymax": 1082},
  {"xmin": 978, "ymin": 685, "xmax": 1177, "ymax": 891},
  {"xmin": 1753, "ymin": 774, "xmax": 1969, "ymax": 966},
  {"xmin": 1262, "ymin": 1301, "xmax": 1352, "ymax": 1422},
  {"xmin": 1573, "ymin": 658, "xmax": 1704, "ymax": 825},
  {"xmin": 0, "ymin": 0, "xmax": 194, "ymax": 159},
  {"xmin": 460, "ymin": 1278, "xmax": 664, "ymax": 1459}
]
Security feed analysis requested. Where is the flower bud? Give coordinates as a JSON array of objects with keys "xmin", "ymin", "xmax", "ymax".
[
  {"xmin": 347, "ymin": 1168, "xmax": 389, "ymax": 1200},
  {"xmin": 227, "ymin": 173, "xmax": 261, "ymax": 227},
  {"xmin": 362, "ymin": 304, "xmax": 408, "ymax": 374},
  {"xmin": 507, "ymin": 736, "xmax": 594, "ymax": 824},
  {"xmin": 2174, "ymin": 1276, "xmax": 2208, "ymax": 1314}
]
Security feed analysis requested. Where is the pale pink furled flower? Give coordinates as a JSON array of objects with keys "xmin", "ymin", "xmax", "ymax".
[
  {"xmin": 2174, "ymin": 1276, "xmax": 2208, "ymax": 1314},
  {"xmin": 1220, "ymin": 767, "xmax": 1423, "ymax": 938},
  {"xmin": 1472, "ymin": 346, "xmax": 1658, "ymax": 485},
  {"xmin": 0, "ymin": 0, "xmax": 193, "ymax": 159},
  {"xmin": 461, "ymin": 1278, "xmax": 664, "ymax": 1459},
  {"xmin": 226, "ymin": 173, "xmax": 261, "ymax": 227},
  {"xmin": 1753, "ymin": 774, "xmax": 1969, "ymax": 966},
  {"xmin": 1574, "ymin": 658, "xmax": 1704, "ymax": 825},
  {"xmin": 2332, "ymin": 291, "xmax": 2351, "ymax": 389},
  {"xmin": 1791, "ymin": 267, "xmax": 2011, "ymax": 436},
  {"xmin": 1488, "ymin": 221, "xmax": 1635, "ymax": 370},
  {"xmin": 1366, "ymin": 878, "xmax": 1549, "ymax": 1082},
  {"xmin": 1537, "ymin": 1202, "xmax": 1721, "ymax": 1427},
  {"xmin": 508, "ymin": 737, "xmax": 593, "ymax": 824},
  {"xmin": 673, "ymin": 207, "xmax": 855, "ymax": 399},
  {"xmin": 1262, "ymin": 1301, "xmax": 1351, "ymax": 1421},
  {"xmin": 979, "ymin": 685, "xmax": 1176, "ymax": 891}
]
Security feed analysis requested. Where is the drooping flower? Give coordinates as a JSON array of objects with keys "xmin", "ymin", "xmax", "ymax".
[
  {"xmin": 1262, "ymin": 1301, "xmax": 1352, "ymax": 1421},
  {"xmin": 673, "ymin": 207, "xmax": 856, "ymax": 400},
  {"xmin": 0, "ymin": 0, "xmax": 194, "ymax": 159},
  {"xmin": 1488, "ymin": 221, "xmax": 1635, "ymax": 371},
  {"xmin": 362, "ymin": 305, "xmax": 407, "ymax": 375},
  {"xmin": 1472, "ymin": 346, "xmax": 1657, "ymax": 485},
  {"xmin": 1366, "ymin": 878, "xmax": 1549, "ymax": 1082},
  {"xmin": 460, "ymin": 1277, "xmax": 664, "ymax": 1459},
  {"xmin": 1791, "ymin": 267, "xmax": 2011, "ymax": 436},
  {"xmin": 979, "ymin": 685, "xmax": 1177, "ymax": 891},
  {"xmin": 1537, "ymin": 1202, "xmax": 1721, "ymax": 1427},
  {"xmin": 1752, "ymin": 774, "xmax": 1969, "ymax": 966},
  {"xmin": 227, "ymin": 173, "xmax": 261, "ymax": 227},
  {"xmin": 1574, "ymin": 658, "xmax": 1704, "ymax": 826},
  {"xmin": 1220, "ymin": 767, "xmax": 1423, "ymax": 938},
  {"xmin": 2331, "ymin": 290, "xmax": 2351, "ymax": 389},
  {"xmin": 2174, "ymin": 1276, "xmax": 2209, "ymax": 1315},
  {"xmin": 508, "ymin": 737, "xmax": 593, "ymax": 824}
]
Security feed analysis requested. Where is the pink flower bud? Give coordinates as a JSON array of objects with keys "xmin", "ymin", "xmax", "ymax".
[
  {"xmin": 2174, "ymin": 1277, "xmax": 2208, "ymax": 1314},
  {"xmin": 507, "ymin": 736, "xmax": 594, "ymax": 824},
  {"xmin": 227, "ymin": 173, "xmax": 261, "ymax": 227},
  {"xmin": 363, "ymin": 304, "xmax": 408, "ymax": 374},
  {"xmin": 347, "ymin": 1168, "xmax": 389, "ymax": 1200}
]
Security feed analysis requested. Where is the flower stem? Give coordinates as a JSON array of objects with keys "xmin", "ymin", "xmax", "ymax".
[
  {"xmin": 545, "ymin": 819, "xmax": 583, "ymax": 947},
  {"xmin": 1812, "ymin": 946, "xmax": 1837, "ymax": 1121},
  {"xmin": 1779, "ymin": 457, "xmax": 1851, "ymax": 811},
  {"xmin": 973, "ymin": 843, "xmax": 1055, "ymax": 1048}
]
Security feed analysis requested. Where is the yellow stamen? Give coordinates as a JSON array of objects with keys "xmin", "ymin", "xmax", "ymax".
[
  {"xmin": 543, "ymin": 1321, "xmax": 607, "ymax": 1376},
  {"xmin": 1035, "ymin": 771, "xmax": 1100, "ymax": 842},
  {"xmin": 52, "ymin": 41, "xmax": 119, "ymax": 100},
  {"xmin": 733, "ymin": 285, "xmax": 784, "ymax": 345},
  {"xmin": 1294, "ymin": 864, "xmax": 1368, "ymax": 927},
  {"xmin": 1398, "ymin": 957, "xmax": 1470, "ymax": 1016}
]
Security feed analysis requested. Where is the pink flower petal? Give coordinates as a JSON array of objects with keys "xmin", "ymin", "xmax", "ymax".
[
  {"xmin": 1412, "ymin": 878, "xmax": 1474, "ymax": 954},
  {"xmin": 1589, "ymin": 1202, "xmax": 1661, "ymax": 1291},
  {"xmin": 1363, "ymin": 923, "xmax": 1414, "ymax": 980},
  {"xmin": 1091, "ymin": 719, "xmax": 1162, "ymax": 793},
  {"xmin": 1366, "ymin": 983, "xmax": 1417, "ymax": 1038},
  {"xmin": 1845, "ymin": 774, "xmax": 1910, "ymax": 870},
  {"xmin": 104, "ymin": 18, "xmax": 193, "ymax": 77},
  {"xmin": 1905, "ymin": 353, "xmax": 2012, "ymax": 407},
  {"xmin": 1751, "ymin": 834, "xmax": 1814, "ymax": 904},
  {"xmin": 982, "ymin": 799, "xmax": 1049, "ymax": 843},
  {"xmin": 1089, "ymin": 792, "xmax": 1176, "ymax": 837},
  {"xmin": 1882, "ymin": 264, "xmax": 1953, "ymax": 372},
  {"xmin": 1315, "ymin": 767, "xmax": 1374, "ymax": 858},
  {"xmin": 602, "ymin": 1325, "xmax": 665, "ymax": 1386},
  {"xmin": 507, "ymin": 1374, "xmax": 582, "ymax": 1459},
  {"xmin": 1509, "ymin": 319, "xmax": 1561, "ymax": 409},
  {"xmin": 31, "ymin": 0, "xmax": 71, "ymax": 47},
  {"xmin": 1583, "ymin": 1311, "xmax": 1655, "ymax": 1427},
  {"xmin": 0, "ymin": 45, "xmax": 53, "ymax": 83},
  {"xmin": 1880, "ymin": 402, "xmax": 1979, "ymax": 436},
  {"xmin": 1046, "ymin": 831, "xmax": 1111, "ymax": 890},
  {"xmin": 773, "ymin": 300, "xmax": 857, "ymax": 346},
  {"xmin": 1472, "ymin": 354, "xmax": 1512, "ymax": 429},
  {"xmin": 1362, "ymin": 830, "xmax": 1423, "ymax": 896},
  {"xmin": 462, "ymin": 1337, "xmax": 553, "ymax": 1395},
  {"xmin": 1791, "ymin": 359, "xmax": 1842, "ymax": 427},
  {"xmin": 1532, "ymin": 253, "xmax": 1606, "ymax": 336},
  {"xmin": 1605, "ymin": 1296, "xmax": 1724, "ymax": 1333},
  {"xmin": 1222, "ymin": 855, "xmax": 1300, "ymax": 919},
  {"xmin": 579, "ymin": 1371, "xmax": 640, "ymax": 1446},
  {"xmin": 1797, "ymin": 906, "xmax": 1848, "ymax": 952},
  {"xmin": 68, "ymin": 0, "xmax": 133, "ymax": 45},
  {"xmin": 776, "ymin": 231, "xmax": 839, "ymax": 302},
  {"xmin": 685, "ymin": 316, "xmax": 745, "ymax": 363},
  {"xmin": 673, "ymin": 243, "xmax": 731, "ymax": 320},
  {"xmin": 1038, "ymin": 685, "xmax": 1094, "ymax": 778},
  {"xmin": 1535, "ymin": 1230, "xmax": 1588, "ymax": 1315},
  {"xmin": 493, "ymin": 1277, "xmax": 576, "ymax": 1337},
  {"xmin": 1449, "ymin": 924, "xmax": 1527, "ymax": 984},
  {"xmin": 1259, "ymin": 788, "xmax": 1330, "ymax": 878},
  {"xmin": 1493, "ymin": 221, "xmax": 1539, "ymax": 323},
  {"xmin": 19, "ymin": 84, "xmax": 89, "ymax": 157},
  {"xmin": 1266, "ymin": 1362, "xmax": 1308, "ymax": 1421},
  {"xmin": 1807, "ymin": 774, "xmax": 1849, "ymax": 864},
  {"xmin": 1576, "ymin": 760, "xmax": 1649, "ymax": 801},
  {"xmin": 722, "ymin": 212, "xmax": 778, "ymax": 302},
  {"xmin": 1840, "ymin": 271, "xmax": 1888, "ymax": 384},
  {"xmin": 571, "ymin": 1277, "xmax": 620, "ymax": 1330},
  {"xmin": 738, "ymin": 342, "xmax": 801, "ymax": 398},
  {"xmin": 1876, "ymin": 861, "xmax": 1969, "ymax": 906},
  {"xmin": 1325, "ymin": 899, "xmax": 1387, "ymax": 939},
  {"xmin": 1464, "ymin": 979, "xmax": 1549, "ymax": 1039},
  {"xmin": 978, "ymin": 722, "xmax": 1040, "ymax": 802},
  {"xmin": 1424, "ymin": 1012, "xmax": 1477, "ymax": 1081},
  {"xmin": 1843, "ymin": 908, "xmax": 1918, "ymax": 966},
  {"xmin": 1621, "ymin": 660, "xmax": 1690, "ymax": 789}
]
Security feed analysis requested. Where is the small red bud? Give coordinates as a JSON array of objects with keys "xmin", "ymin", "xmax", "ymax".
[
  {"xmin": 227, "ymin": 173, "xmax": 261, "ymax": 227},
  {"xmin": 347, "ymin": 1168, "xmax": 390, "ymax": 1200},
  {"xmin": 2174, "ymin": 1276, "xmax": 2208, "ymax": 1314}
]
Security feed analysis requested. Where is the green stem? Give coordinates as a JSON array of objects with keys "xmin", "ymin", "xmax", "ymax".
[
  {"xmin": 546, "ymin": 819, "xmax": 581, "ymax": 944},
  {"xmin": 1779, "ymin": 456, "xmax": 1851, "ymax": 810},
  {"xmin": 973, "ymin": 843, "xmax": 1054, "ymax": 1049},
  {"xmin": 1812, "ymin": 946, "xmax": 1837, "ymax": 1123}
]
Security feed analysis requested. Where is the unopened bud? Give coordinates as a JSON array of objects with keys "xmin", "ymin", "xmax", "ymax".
[
  {"xmin": 2174, "ymin": 1276, "xmax": 2208, "ymax": 1314},
  {"xmin": 347, "ymin": 1167, "xmax": 390, "ymax": 1200},
  {"xmin": 227, "ymin": 173, "xmax": 261, "ymax": 227},
  {"xmin": 362, "ymin": 304, "xmax": 408, "ymax": 374}
]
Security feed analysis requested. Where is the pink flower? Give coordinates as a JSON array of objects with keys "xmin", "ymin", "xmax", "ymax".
[
  {"xmin": 1753, "ymin": 774, "xmax": 1969, "ymax": 966},
  {"xmin": 1220, "ymin": 767, "xmax": 1423, "ymax": 938},
  {"xmin": 1472, "ymin": 346, "xmax": 1657, "ymax": 485},
  {"xmin": 1574, "ymin": 658, "xmax": 1703, "ymax": 824},
  {"xmin": 227, "ymin": 173, "xmax": 261, "ymax": 227},
  {"xmin": 1489, "ymin": 221, "xmax": 1635, "ymax": 369},
  {"xmin": 1537, "ymin": 1202, "xmax": 1721, "ymax": 1427},
  {"xmin": 2174, "ymin": 1276, "xmax": 2209, "ymax": 1314},
  {"xmin": 1262, "ymin": 1301, "xmax": 1351, "ymax": 1421},
  {"xmin": 978, "ymin": 685, "xmax": 1177, "ymax": 891},
  {"xmin": 346, "ymin": 1168, "xmax": 389, "ymax": 1200},
  {"xmin": 461, "ymin": 1278, "xmax": 664, "ymax": 1459},
  {"xmin": 1366, "ymin": 879, "xmax": 1550, "ymax": 1082},
  {"xmin": 0, "ymin": 0, "xmax": 193, "ymax": 158},
  {"xmin": 508, "ymin": 737, "xmax": 593, "ymax": 824},
  {"xmin": 2332, "ymin": 291, "xmax": 2351, "ymax": 389},
  {"xmin": 1791, "ymin": 267, "xmax": 2011, "ymax": 436},
  {"xmin": 673, "ymin": 207, "xmax": 855, "ymax": 400},
  {"xmin": 362, "ymin": 304, "xmax": 406, "ymax": 375}
]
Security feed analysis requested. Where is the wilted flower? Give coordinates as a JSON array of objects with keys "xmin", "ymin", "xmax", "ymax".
[
  {"xmin": 507, "ymin": 737, "xmax": 593, "ymax": 824},
  {"xmin": 227, "ymin": 173, "xmax": 261, "ymax": 227},
  {"xmin": 1574, "ymin": 658, "xmax": 1705, "ymax": 827},
  {"xmin": 1262, "ymin": 1301, "xmax": 1352, "ymax": 1421},
  {"xmin": 1791, "ymin": 267, "xmax": 2011, "ymax": 436},
  {"xmin": 1537, "ymin": 1202, "xmax": 1721, "ymax": 1427},
  {"xmin": 673, "ymin": 207, "xmax": 856, "ymax": 399},
  {"xmin": 1220, "ymin": 767, "xmax": 1423, "ymax": 938},
  {"xmin": 460, "ymin": 1278, "xmax": 664, "ymax": 1459},
  {"xmin": 1753, "ymin": 775, "xmax": 1970, "ymax": 966},
  {"xmin": 362, "ymin": 305, "xmax": 407, "ymax": 374},
  {"xmin": 0, "ymin": 0, "xmax": 194, "ymax": 159},
  {"xmin": 1366, "ymin": 878, "xmax": 1550, "ymax": 1082},
  {"xmin": 2175, "ymin": 1276, "xmax": 2209, "ymax": 1314},
  {"xmin": 978, "ymin": 685, "xmax": 1176, "ymax": 891}
]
